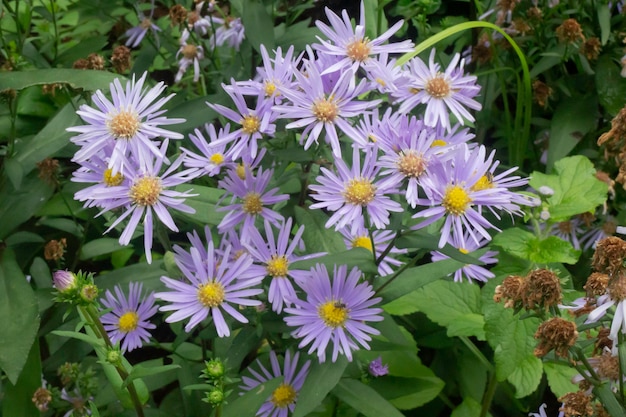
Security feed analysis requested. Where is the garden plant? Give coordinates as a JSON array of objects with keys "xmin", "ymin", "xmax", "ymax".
[{"xmin": 3, "ymin": 0, "xmax": 626, "ymax": 416}]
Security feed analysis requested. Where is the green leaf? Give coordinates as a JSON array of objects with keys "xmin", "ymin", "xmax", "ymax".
[
  {"xmin": 451, "ymin": 397, "xmax": 483, "ymax": 417},
  {"xmin": 294, "ymin": 206, "xmax": 346, "ymax": 254},
  {"xmin": 80, "ymin": 238, "xmax": 128, "ymax": 260},
  {"xmin": 529, "ymin": 46, "xmax": 566, "ymax": 78},
  {"xmin": 0, "ymin": 174, "xmax": 54, "ymax": 240},
  {"xmin": 122, "ymin": 363, "xmax": 181, "ymax": 389},
  {"xmin": 51, "ymin": 330, "xmax": 105, "ymax": 349},
  {"xmin": 290, "ymin": 248, "xmax": 378, "ymax": 274},
  {"xmin": 506, "ymin": 355, "xmax": 543, "ymax": 398},
  {"xmin": 408, "ymin": 280, "xmax": 485, "ymax": 340},
  {"xmin": 596, "ymin": 55, "xmax": 626, "ymax": 116},
  {"xmin": 0, "ymin": 248, "xmax": 40, "ymax": 384},
  {"xmin": 1, "ymin": 341, "xmax": 41, "ymax": 417},
  {"xmin": 594, "ymin": 382, "xmax": 626, "ymax": 417},
  {"xmin": 529, "ymin": 155, "xmax": 607, "ymax": 221},
  {"xmin": 173, "ymin": 184, "xmax": 224, "ymax": 226},
  {"xmin": 492, "ymin": 228, "xmax": 580, "ymax": 265},
  {"xmin": 332, "ymin": 379, "xmax": 404, "ymax": 417},
  {"xmin": 597, "ymin": 4, "xmax": 611, "ymax": 45},
  {"xmin": 546, "ymin": 96, "xmax": 598, "ymax": 170},
  {"xmin": 4, "ymin": 158, "xmax": 24, "ymax": 190},
  {"xmin": 222, "ymin": 377, "xmax": 283, "ymax": 417},
  {"xmin": 543, "ymin": 361, "xmax": 578, "ymax": 398},
  {"xmin": 0, "ymin": 68, "xmax": 123, "ymax": 91},
  {"xmin": 292, "ymin": 356, "xmax": 348, "ymax": 417},
  {"xmin": 241, "ymin": 0, "xmax": 275, "ymax": 54}
]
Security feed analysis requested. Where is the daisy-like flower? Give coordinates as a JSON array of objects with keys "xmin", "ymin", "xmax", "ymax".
[
  {"xmin": 284, "ymin": 263, "xmax": 383, "ymax": 362},
  {"xmin": 581, "ymin": 216, "xmax": 618, "ymax": 250},
  {"xmin": 100, "ymin": 282, "xmax": 157, "ymax": 352},
  {"xmin": 368, "ymin": 356, "xmax": 389, "ymax": 377},
  {"xmin": 125, "ymin": 4, "xmax": 161, "ymax": 48},
  {"xmin": 545, "ymin": 218, "xmax": 584, "ymax": 251},
  {"xmin": 72, "ymin": 146, "xmax": 129, "ymax": 209},
  {"xmin": 68, "ymin": 72, "xmax": 184, "ymax": 175},
  {"xmin": 309, "ymin": 146, "xmax": 402, "ymax": 230},
  {"xmin": 217, "ymin": 166, "xmax": 289, "ymax": 235},
  {"xmin": 175, "ymin": 29, "xmax": 205, "ymax": 83},
  {"xmin": 237, "ymin": 45, "xmax": 296, "ymax": 101},
  {"xmin": 412, "ymin": 145, "xmax": 511, "ymax": 248},
  {"xmin": 182, "ymin": 123, "xmax": 235, "ymax": 178},
  {"xmin": 273, "ymin": 61, "xmax": 380, "ymax": 158},
  {"xmin": 209, "ymin": 16, "xmax": 245, "ymax": 50},
  {"xmin": 156, "ymin": 241, "xmax": 264, "ymax": 336},
  {"xmin": 529, "ymin": 403, "xmax": 564, "ymax": 417},
  {"xmin": 240, "ymin": 350, "xmax": 311, "ymax": 417},
  {"xmin": 85, "ymin": 141, "xmax": 196, "ymax": 263},
  {"xmin": 314, "ymin": 1, "xmax": 413, "ymax": 74},
  {"xmin": 430, "ymin": 233, "xmax": 498, "ymax": 283},
  {"xmin": 397, "ymin": 49, "xmax": 481, "ymax": 131},
  {"xmin": 244, "ymin": 218, "xmax": 323, "ymax": 313}
]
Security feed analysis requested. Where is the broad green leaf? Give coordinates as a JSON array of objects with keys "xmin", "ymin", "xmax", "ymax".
[
  {"xmin": 492, "ymin": 228, "xmax": 580, "ymax": 265},
  {"xmin": 543, "ymin": 361, "xmax": 578, "ymax": 398},
  {"xmin": 529, "ymin": 155, "xmax": 608, "ymax": 221},
  {"xmin": 368, "ymin": 375, "xmax": 444, "ymax": 410},
  {"xmin": 0, "ymin": 174, "xmax": 54, "ymax": 240},
  {"xmin": 4, "ymin": 158, "xmax": 23, "ymax": 190},
  {"xmin": 290, "ymin": 248, "xmax": 378, "ymax": 274},
  {"xmin": 0, "ymin": 248, "xmax": 40, "ymax": 384},
  {"xmin": 292, "ymin": 356, "xmax": 348, "ymax": 417},
  {"xmin": 451, "ymin": 397, "xmax": 483, "ymax": 417},
  {"xmin": 51, "ymin": 330, "xmax": 105, "ymax": 348},
  {"xmin": 596, "ymin": 55, "xmax": 626, "ymax": 116},
  {"xmin": 332, "ymin": 379, "xmax": 404, "ymax": 417},
  {"xmin": 546, "ymin": 96, "xmax": 597, "ymax": 170},
  {"xmin": 275, "ymin": 20, "xmax": 321, "ymax": 53},
  {"xmin": 242, "ymin": 0, "xmax": 275, "ymax": 54},
  {"xmin": 222, "ymin": 377, "xmax": 283, "ymax": 417},
  {"xmin": 506, "ymin": 355, "xmax": 542, "ymax": 398},
  {"xmin": 5, "ymin": 231, "xmax": 45, "ymax": 246},
  {"xmin": 38, "ymin": 217, "xmax": 83, "ymax": 237},
  {"xmin": 173, "ymin": 184, "xmax": 224, "ymax": 226},
  {"xmin": 80, "ymin": 238, "xmax": 128, "ymax": 260},
  {"xmin": 529, "ymin": 46, "xmax": 566, "ymax": 78},
  {"xmin": 0, "ymin": 68, "xmax": 122, "ymax": 91},
  {"xmin": 95, "ymin": 261, "xmax": 165, "ymax": 293},
  {"xmin": 1, "ymin": 341, "xmax": 41, "ymax": 417},
  {"xmin": 397, "ymin": 232, "xmax": 487, "ymax": 264},
  {"xmin": 294, "ymin": 206, "xmax": 346, "ymax": 254},
  {"xmin": 597, "ymin": 4, "xmax": 611, "ymax": 45},
  {"xmin": 594, "ymin": 382, "xmax": 626, "ymax": 417},
  {"xmin": 122, "ymin": 363, "xmax": 181, "ymax": 389},
  {"xmin": 409, "ymin": 280, "xmax": 485, "ymax": 340}
]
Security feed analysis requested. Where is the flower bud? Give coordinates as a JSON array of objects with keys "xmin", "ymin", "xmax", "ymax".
[
  {"xmin": 53, "ymin": 270, "xmax": 77, "ymax": 293},
  {"xmin": 206, "ymin": 388, "xmax": 224, "ymax": 405},
  {"xmin": 538, "ymin": 186, "xmax": 554, "ymax": 197},
  {"xmin": 205, "ymin": 359, "xmax": 225, "ymax": 379},
  {"xmin": 106, "ymin": 349, "xmax": 122, "ymax": 366},
  {"xmin": 80, "ymin": 284, "xmax": 99, "ymax": 303}
]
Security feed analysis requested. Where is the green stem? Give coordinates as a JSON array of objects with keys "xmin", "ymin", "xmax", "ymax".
[
  {"xmin": 374, "ymin": 254, "xmax": 418, "ymax": 295},
  {"xmin": 480, "ymin": 372, "xmax": 497, "ymax": 417},
  {"xmin": 459, "ymin": 336, "xmax": 495, "ymax": 373}
]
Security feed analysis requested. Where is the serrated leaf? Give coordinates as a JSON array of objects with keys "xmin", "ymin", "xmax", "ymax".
[
  {"xmin": 596, "ymin": 55, "xmax": 626, "ymax": 116},
  {"xmin": 529, "ymin": 156, "xmax": 607, "ymax": 221},
  {"xmin": 332, "ymin": 379, "xmax": 404, "ymax": 417},
  {"xmin": 492, "ymin": 228, "xmax": 580, "ymax": 264},
  {"xmin": 544, "ymin": 361, "xmax": 578, "ymax": 398},
  {"xmin": 292, "ymin": 356, "xmax": 348, "ymax": 417},
  {"xmin": 506, "ymin": 355, "xmax": 542, "ymax": 398},
  {"xmin": 368, "ymin": 375, "xmax": 444, "ymax": 410},
  {"xmin": 410, "ymin": 280, "xmax": 485, "ymax": 340},
  {"xmin": 451, "ymin": 397, "xmax": 482, "ymax": 417},
  {"xmin": 0, "ymin": 249, "xmax": 40, "ymax": 384}
]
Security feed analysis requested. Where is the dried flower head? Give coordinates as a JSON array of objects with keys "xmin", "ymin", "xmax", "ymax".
[
  {"xmin": 32, "ymin": 387, "xmax": 52, "ymax": 411},
  {"xmin": 42, "ymin": 83, "xmax": 62, "ymax": 96},
  {"xmin": 111, "ymin": 45, "xmax": 132, "ymax": 73},
  {"xmin": 594, "ymin": 328, "xmax": 613, "ymax": 354},
  {"xmin": 558, "ymin": 391, "xmax": 593, "ymax": 417},
  {"xmin": 526, "ymin": 6, "xmax": 542, "ymax": 20},
  {"xmin": 472, "ymin": 36, "xmax": 493, "ymax": 65},
  {"xmin": 534, "ymin": 317, "xmax": 578, "ymax": 357},
  {"xmin": 532, "ymin": 80, "xmax": 552, "ymax": 108},
  {"xmin": 169, "ymin": 4, "xmax": 187, "ymax": 25},
  {"xmin": 73, "ymin": 58, "xmax": 89, "ymax": 69},
  {"xmin": 494, "ymin": 275, "xmax": 525, "ymax": 309},
  {"xmin": 598, "ymin": 106, "xmax": 626, "ymax": 147},
  {"xmin": 87, "ymin": 53, "xmax": 105, "ymax": 70},
  {"xmin": 523, "ymin": 269, "xmax": 562, "ymax": 310},
  {"xmin": 592, "ymin": 236, "xmax": 626, "ymax": 275},
  {"xmin": 595, "ymin": 351, "xmax": 620, "ymax": 381},
  {"xmin": 609, "ymin": 270, "xmax": 626, "ymax": 301},
  {"xmin": 556, "ymin": 18, "xmax": 585, "ymax": 44},
  {"xmin": 44, "ymin": 238, "xmax": 67, "ymax": 261},
  {"xmin": 37, "ymin": 157, "xmax": 59, "ymax": 184},
  {"xmin": 580, "ymin": 37, "xmax": 601, "ymax": 60},
  {"xmin": 584, "ymin": 272, "xmax": 610, "ymax": 297}
]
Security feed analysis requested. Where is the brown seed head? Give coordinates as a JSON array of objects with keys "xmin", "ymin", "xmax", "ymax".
[
  {"xmin": 44, "ymin": 238, "xmax": 67, "ymax": 261},
  {"xmin": 534, "ymin": 317, "xmax": 578, "ymax": 358},
  {"xmin": 580, "ymin": 37, "xmax": 601, "ymax": 60},
  {"xmin": 169, "ymin": 4, "xmax": 188, "ymax": 26},
  {"xmin": 523, "ymin": 269, "xmax": 562, "ymax": 310},
  {"xmin": 526, "ymin": 6, "xmax": 542, "ymax": 20},
  {"xmin": 37, "ymin": 158, "xmax": 60, "ymax": 185},
  {"xmin": 111, "ymin": 45, "xmax": 132, "ymax": 73},
  {"xmin": 32, "ymin": 387, "xmax": 52, "ymax": 412},
  {"xmin": 594, "ymin": 327, "xmax": 613, "ymax": 354},
  {"xmin": 556, "ymin": 18, "xmax": 585, "ymax": 44},
  {"xmin": 494, "ymin": 275, "xmax": 525, "ymax": 309},
  {"xmin": 609, "ymin": 270, "xmax": 626, "ymax": 301},
  {"xmin": 558, "ymin": 391, "xmax": 594, "ymax": 417},
  {"xmin": 532, "ymin": 80, "xmax": 552, "ymax": 108},
  {"xmin": 471, "ymin": 38, "xmax": 493, "ymax": 65},
  {"xmin": 584, "ymin": 272, "xmax": 610, "ymax": 297},
  {"xmin": 73, "ymin": 58, "xmax": 89, "ymax": 70},
  {"xmin": 596, "ymin": 351, "xmax": 620, "ymax": 380},
  {"xmin": 87, "ymin": 53, "xmax": 105, "ymax": 70},
  {"xmin": 592, "ymin": 236, "xmax": 626, "ymax": 275}
]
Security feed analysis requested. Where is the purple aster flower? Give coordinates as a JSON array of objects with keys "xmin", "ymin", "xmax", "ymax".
[
  {"xmin": 85, "ymin": 141, "xmax": 196, "ymax": 263},
  {"xmin": 209, "ymin": 82, "xmax": 277, "ymax": 159},
  {"xmin": 68, "ymin": 71, "xmax": 184, "ymax": 175},
  {"xmin": 273, "ymin": 60, "xmax": 380, "ymax": 158},
  {"xmin": 156, "ymin": 241, "xmax": 264, "ymax": 336},
  {"xmin": 61, "ymin": 388, "xmax": 92, "ymax": 417},
  {"xmin": 412, "ymin": 145, "xmax": 511, "ymax": 248},
  {"xmin": 244, "ymin": 218, "xmax": 324, "ymax": 313},
  {"xmin": 309, "ymin": 146, "xmax": 402, "ymax": 230},
  {"xmin": 236, "ymin": 45, "xmax": 297, "ymax": 101},
  {"xmin": 182, "ymin": 123, "xmax": 235, "ymax": 178},
  {"xmin": 240, "ymin": 350, "xmax": 311, "ymax": 417},
  {"xmin": 313, "ymin": 1, "xmax": 413, "ymax": 74},
  {"xmin": 217, "ymin": 166, "xmax": 289, "ymax": 236},
  {"xmin": 125, "ymin": 5, "xmax": 161, "ymax": 48},
  {"xmin": 100, "ymin": 282, "xmax": 157, "ymax": 352},
  {"xmin": 219, "ymin": 229, "xmax": 250, "ymax": 262},
  {"xmin": 529, "ymin": 403, "xmax": 565, "ymax": 417},
  {"xmin": 547, "ymin": 218, "xmax": 584, "ymax": 251},
  {"xmin": 284, "ymin": 263, "xmax": 383, "ymax": 362},
  {"xmin": 430, "ymin": 233, "xmax": 498, "ymax": 283},
  {"xmin": 176, "ymin": 29, "xmax": 205, "ymax": 83},
  {"xmin": 368, "ymin": 356, "xmax": 389, "ymax": 377},
  {"xmin": 53, "ymin": 270, "xmax": 77, "ymax": 293},
  {"xmin": 362, "ymin": 52, "xmax": 405, "ymax": 95},
  {"xmin": 209, "ymin": 16, "xmax": 245, "ymax": 50},
  {"xmin": 397, "ymin": 49, "xmax": 481, "ymax": 131},
  {"xmin": 172, "ymin": 225, "xmax": 214, "ymax": 274},
  {"xmin": 581, "ymin": 216, "xmax": 618, "ymax": 250},
  {"xmin": 339, "ymin": 219, "xmax": 405, "ymax": 276}
]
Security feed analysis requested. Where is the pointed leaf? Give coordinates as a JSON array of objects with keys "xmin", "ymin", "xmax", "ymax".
[{"xmin": 332, "ymin": 379, "xmax": 404, "ymax": 417}]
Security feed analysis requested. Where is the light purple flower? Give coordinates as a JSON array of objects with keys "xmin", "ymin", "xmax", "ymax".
[
  {"xmin": 240, "ymin": 350, "xmax": 311, "ymax": 417},
  {"xmin": 431, "ymin": 233, "xmax": 498, "ymax": 283},
  {"xmin": 100, "ymin": 282, "xmax": 157, "ymax": 352},
  {"xmin": 236, "ymin": 45, "xmax": 297, "ymax": 101},
  {"xmin": 397, "ymin": 49, "xmax": 481, "ymax": 131},
  {"xmin": 125, "ymin": 6, "xmax": 161, "ymax": 48},
  {"xmin": 53, "ymin": 270, "xmax": 77, "ymax": 293},
  {"xmin": 313, "ymin": 1, "xmax": 413, "ymax": 74},
  {"xmin": 68, "ymin": 72, "xmax": 184, "ymax": 175},
  {"xmin": 284, "ymin": 263, "xmax": 383, "ymax": 362},
  {"xmin": 217, "ymin": 166, "xmax": 289, "ymax": 236},
  {"xmin": 209, "ymin": 16, "xmax": 245, "ymax": 50},
  {"xmin": 176, "ymin": 29, "xmax": 205, "ymax": 83},
  {"xmin": 547, "ymin": 218, "xmax": 584, "ymax": 251},
  {"xmin": 182, "ymin": 123, "xmax": 235, "ymax": 178},
  {"xmin": 368, "ymin": 356, "xmax": 389, "ymax": 377},
  {"xmin": 529, "ymin": 403, "xmax": 565, "ymax": 417},
  {"xmin": 309, "ymin": 146, "xmax": 402, "ymax": 230},
  {"xmin": 581, "ymin": 216, "xmax": 618, "ymax": 250},
  {"xmin": 156, "ymin": 241, "xmax": 264, "ymax": 336}
]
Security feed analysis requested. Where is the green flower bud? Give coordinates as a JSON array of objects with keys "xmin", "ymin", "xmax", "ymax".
[
  {"xmin": 206, "ymin": 388, "xmax": 224, "ymax": 405},
  {"xmin": 205, "ymin": 359, "xmax": 225, "ymax": 379},
  {"xmin": 80, "ymin": 284, "xmax": 99, "ymax": 303}
]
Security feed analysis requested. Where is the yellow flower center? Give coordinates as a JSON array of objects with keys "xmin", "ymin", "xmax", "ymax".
[
  {"xmin": 425, "ymin": 76, "xmax": 451, "ymax": 99},
  {"xmin": 346, "ymin": 38, "xmax": 371, "ymax": 62},
  {"xmin": 271, "ymin": 383, "xmax": 297, "ymax": 408},
  {"xmin": 129, "ymin": 176, "xmax": 162, "ymax": 206},
  {"xmin": 431, "ymin": 139, "xmax": 447, "ymax": 147},
  {"xmin": 352, "ymin": 235, "xmax": 373, "ymax": 252},
  {"xmin": 242, "ymin": 192, "xmax": 263, "ymax": 215},
  {"xmin": 182, "ymin": 44, "xmax": 198, "ymax": 59},
  {"xmin": 264, "ymin": 80, "xmax": 278, "ymax": 97},
  {"xmin": 209, "ymin": 153, "xmax": 225, "ymax": 165},
  {"xmin": 241, "ymin": 115, "xmax": 261, "ymax": 134},
  {"xmin": 442, "ymin": 185, "xmax": 472, "ymax": 215},
  {"xmin": 343, "ymin": 178, "xmax": 376, "ymax": 206},
  {"xmin": 107, "ymin": 110, "xmax": 141, "ymax": 139},
  {"xmin": 397, "ymin": 151, "xmax": 426, "ymax": 178},
  {"xmin": 318, "ymin": 300, "xmax": 349, "ymax": 328},
  {"xmin": 236, "ymin": 163, "xmax": 247, "ymax": 180},
  {"xmin": 266, "ymin": 255, "xmax": 289, "ymax": 277},
  {"xmin": 459, "ymin": 248, "xmax": 469, "ymax": 254},
  {"xmin": 118, "ymin": 311, "xmax": 139, "ymax": 332},
  {"xmin": 140, "ymin": 18, "xmax": 152, "ymax": 29},
  {"xmin": 375, "ymin": 77, "xmax": 386, "ymax": 87},
  {"xmin": 471, "ymin": 174, "xmax": 494, "ymax": 191},
  {"xmin": 103, "ymin": 168, "xmax": 124, "ymax": 186},
  {"xmin": 312, "ymin": 97, "xmax": 339, "ymax": 123},
  {"xmin": 197, "ymin": 281, "xmax": 225, "ymax": 307}
]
